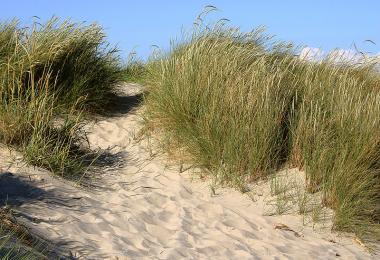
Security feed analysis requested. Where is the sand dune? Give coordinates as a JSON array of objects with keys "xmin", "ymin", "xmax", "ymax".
[{"xmin": 0, "ymin": 84, "xmax": 374, "ymax": 259}]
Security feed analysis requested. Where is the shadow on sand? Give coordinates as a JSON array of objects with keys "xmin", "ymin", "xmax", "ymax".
[
  {"xmin": 0, "ymin": 172, "xmax": 45, "ymax": 207},
  {"xmin": 0, "ymin": 171, "xmax": 80, "ymax": 259},
  {"xmin": 102, "ymin": 92, "xmax": 144, "ymax": 117},
  {"xmin": 0, "ymin": 89, "xmax": 144, "ymax": 259}
]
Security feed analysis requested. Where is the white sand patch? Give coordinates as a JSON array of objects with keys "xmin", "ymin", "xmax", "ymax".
[{"xmin": 0, "ymin": 83, "xmax": 374, "ymax": 259}]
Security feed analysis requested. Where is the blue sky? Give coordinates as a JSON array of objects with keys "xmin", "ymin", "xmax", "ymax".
[{"xmin": 1, "ymin": 1, "xmax": 379, "ymax": 60}]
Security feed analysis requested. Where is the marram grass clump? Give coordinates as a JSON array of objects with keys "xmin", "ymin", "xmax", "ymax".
[
  {"xmin": 0, "ymin": 17, "xmax": 123, "ymax": 257},
  {"xmin": 142, "ymin": 20, "xmax": 380, "ymax": 243},
  {"xmin": 2, "ymin": 17, "xmax": 123, "ymax": 112},
  {"xmin": 0, "ymin": 17, "xmax": 124, "ymax": 176}
]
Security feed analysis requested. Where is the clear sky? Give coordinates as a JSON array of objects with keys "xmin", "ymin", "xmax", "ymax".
[{"xmin": 1, "ymin": 1, "xmax": 379, "ymax": 60}]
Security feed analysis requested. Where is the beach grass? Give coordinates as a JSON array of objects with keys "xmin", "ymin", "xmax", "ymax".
[
  {"xmin": 122, "ymin": 53, "xmax": 147, "ymax": 84},
  {"xmin": 141, "ymin": 15, "xmax": 380, "ymax": 243},
  {"xmin": 1, "ymin": 9, "xmax": 379, "ymax": 256},
  {"xmin": 0, "ymin": 17, "xmax": 123, "ymax": 256},
  {"xmin": 0, "ymin": 17, "xmax": 123, "ymax": 176}
]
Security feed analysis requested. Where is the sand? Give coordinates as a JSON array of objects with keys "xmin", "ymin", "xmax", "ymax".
[{"xmin": 0, "ymin": 83, "xmax": 375, "ymax": 259}]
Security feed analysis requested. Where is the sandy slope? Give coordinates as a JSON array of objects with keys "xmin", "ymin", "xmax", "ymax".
[{"xmin": 0, "ymin": 84, "xmax": 374, "ymax": 259}]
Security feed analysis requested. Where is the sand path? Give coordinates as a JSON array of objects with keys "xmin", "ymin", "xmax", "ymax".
[{"xmin": 0, "ymin": 84, "xmax": 374, "ymax": 259}]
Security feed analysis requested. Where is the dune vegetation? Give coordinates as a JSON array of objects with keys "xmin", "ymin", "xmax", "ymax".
[
  {"xmin": 0, "ymin": 9, "xmax": 379, "ymax": 257},
  {"xmin": 141, "ymin": 14, "xmax": 380, "ymax": 244},
  {"xmin": 0, "ymin": 17, "xmax": 123, "ymax": 177},
  {"xmin": 0, "ymin": 18, "xmax": 123, "ymax": 257}
]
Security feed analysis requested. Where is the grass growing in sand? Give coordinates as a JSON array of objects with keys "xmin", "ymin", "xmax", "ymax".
[
  {"xmin": 0, "ymin": 207, "xmax": 56, "ymax": 259},
  {"xmin": 141, "ymin": 9, "xmax": 380, "ymax": 244},
  {"xmin": 0, "ymin": 17, "xmax": 123, "ymax": 176},
  {"xmin": 0, "ymin": 17, "xmax": 123, "ymax": 257}
]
